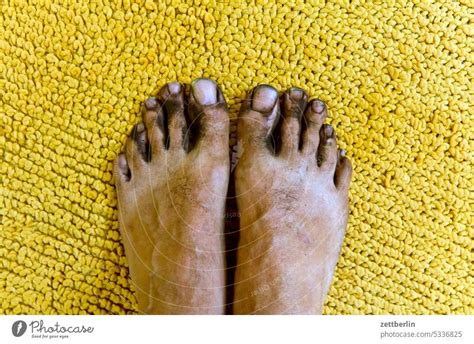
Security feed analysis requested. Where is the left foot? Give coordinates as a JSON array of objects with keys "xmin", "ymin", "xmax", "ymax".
[
  {"xmin": 114, "ymin": 79, "xmax": 229, "ymax": 314},
  {"xmin": 234, "ymin": 85, "xmax": 352, "ymax": 314}
]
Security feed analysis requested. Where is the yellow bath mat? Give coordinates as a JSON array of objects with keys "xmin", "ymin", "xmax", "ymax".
[{"xmin": 1, "ymin": 0, "xmax": 472, "ymax": 314}]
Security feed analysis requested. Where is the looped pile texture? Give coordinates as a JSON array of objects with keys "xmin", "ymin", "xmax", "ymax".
[{"xmin": 1, "ymin": 0, "xmax": 472, "ymax": 314}]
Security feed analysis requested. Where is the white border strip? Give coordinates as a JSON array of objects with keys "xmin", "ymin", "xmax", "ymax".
[{"xmin": 0, "ymin": 315, "xmax": 472, "ymax": 344}]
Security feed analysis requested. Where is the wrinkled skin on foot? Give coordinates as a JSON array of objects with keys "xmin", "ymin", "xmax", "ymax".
[
  {"xmin": 114, "ymin": 79, "xmax": 229, "ymax": 314},
  {"xmin": 234, "ymin": 86, "xmax": 352, "ymax": 314}
]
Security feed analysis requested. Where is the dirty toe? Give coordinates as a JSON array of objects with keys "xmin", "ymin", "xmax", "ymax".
[
  {"xmin": 334, "ymin": 149, "xmax": 352, "ymax": 192},
  {"xmin": 317, "ymin": 124, "xmax": 338, "ymax": 176},
  {"xmin": 113, "ymin": 153, "xmax": 131, "ymax": 183},
  {"xmin": 237, "ymin": 84, "xmax": 279, "ymax": 153},
  {"xmin": 158, "ymin": 82, "xmax": 187, "ymax": 150},
  {"xmin": 187, "ymin": 78, "xmax": 229, "ymax": 153},
  {"xmin": 279, "ymin": 87, "xmax": 308, "ymax": 156},
  {"xmin": 142, "ymin": 96, "xmax": 166, "ymax": 154},
  {"xmin": 301, "ymin": 99, "xmax": 327, "ymax": 157},
  {"xmin": 125, "ymin": 123, "xmax": 150, "ymax": 172}
]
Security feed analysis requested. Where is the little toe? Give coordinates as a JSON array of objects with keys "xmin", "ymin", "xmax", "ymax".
[
  {"xmin": 125, "ymin": 123, "xmax": 150, "ymax": 174},
  {"xmin": 113, "ymin": 153, "xmax": 131, "ymax": 184},
  {"xmin": 317, "ymin": 124, "xmax": 338, "ymax": 177},
  {"xmin": 158, "ymin": 82, "xmax": 187, "ymax": 151},
  {"xmin": 237, "ymin": 84, "xmax": 279, "ymax": 153},
  {"xmin": 334, "ymin": 149, "xmax": 353, "ymax": 192},
  {"xmin": 187, "ymin": 78, "xmax": 229, "ymax": 152},
  {"xmin": 142, "ymin": 96, "xmax": 166, "ymax": 155},
  {"xmin": 301, "ymin": 99, "xmax": 327, "ymax": 157},
  {"xmin": 279, "ymin": 87, "xmax": 308, "ymax": 156}
]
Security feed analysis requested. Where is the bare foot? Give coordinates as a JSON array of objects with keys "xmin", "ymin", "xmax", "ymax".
[
  {"xmin": 113, "ymin": 79, "xmax": 229, "ymax": 314},
  {"xmin": 233, "ymin": 85, "xmax": 352, "ymax": 314}
]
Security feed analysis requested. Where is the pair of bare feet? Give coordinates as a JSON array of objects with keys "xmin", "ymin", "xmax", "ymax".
[{"xmin": 113, "ymin": 78, "xmax": 352, "ymax": 314}]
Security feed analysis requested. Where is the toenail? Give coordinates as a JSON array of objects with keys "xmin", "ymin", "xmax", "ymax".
[
  {"xmin": 145, "ymin": 97, "xmax": 158, "ymax": 110},
  {"xmin": 251, "ymin": 85, "xmax": 278, "ymax": 113},
  {"xmin": 289, "ymin": 87, "xmax": 305, "ymax": 100},
  {"xmin": 132, "ymin": 123, "xmax": 145, "ymax": 138},
  {"xmin": 118, "ymin": 154, "xmax": 128, "ymax": 169},
  {"xmin": 340, "ymin": 149, "xmax": 346, "ymax": 158},
  {"xmin": 167, "ymin": 82, "xmax": 181, "ymax": 95},
  {"xmin": 312, "ymin": 100, "xmax": 325, "ymax": 113},
  {"xmin": 131, "ymin": 123, "xmax": 146, "ymax": 141},
  {"xmin": 191, "ymin": 78, "xmax": 217, "ymax": 106},
  {"xmin": 324, "ymin": 124, "xmax": 334, "ymax": 138}
]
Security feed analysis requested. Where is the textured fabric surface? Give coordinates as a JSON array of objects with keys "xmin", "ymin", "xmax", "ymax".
[{"xmin": 1, "ymin": 0, "xmax": 472, "ymax": 314}]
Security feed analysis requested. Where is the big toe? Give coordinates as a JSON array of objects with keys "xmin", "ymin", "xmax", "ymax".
[
  {"xmin": 187, "ymin": 78, "xmax": 229, "ymax": 154},
  {"xmin": 237, "ymin": 84, "xmax": 279, "ymax": 154}
]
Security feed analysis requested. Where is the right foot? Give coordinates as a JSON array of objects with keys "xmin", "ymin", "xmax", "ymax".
[
  {"xmin": 114, "ymin": 79, "xmax": 229, "ymax": 314},
  {"xmin": 234, "ymin": 85, "xmax": 352, "ymax": 314}
]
